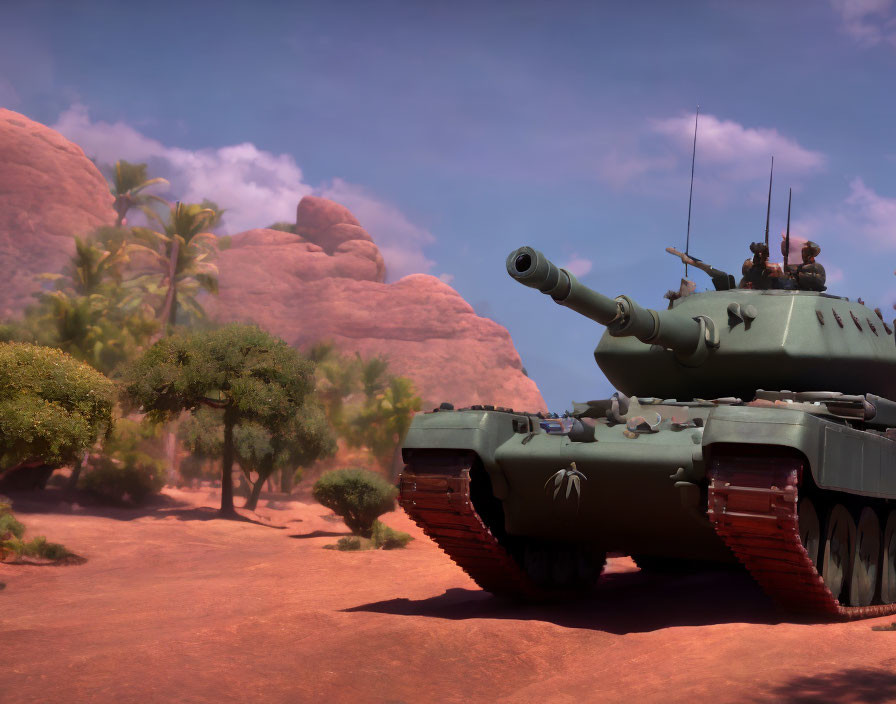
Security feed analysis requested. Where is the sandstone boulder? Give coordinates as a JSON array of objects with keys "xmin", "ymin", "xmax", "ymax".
[{"xmin": 0, "ymin": 109, "xmax": 116, "ymax": 318}]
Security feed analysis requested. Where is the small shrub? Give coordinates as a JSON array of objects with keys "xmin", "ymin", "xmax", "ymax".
[
  {"xmin": 0, "ymin": 511, "xmax": 25, "ymax": 541},
  {"xmin": 334, "ymin": 536, "xmax": 365, "ymax": 551},
  {"xmin": 2, "ymin": 535, "xmax": 73, "ymax": 561},
  {"xmin": 312, "ymin": 468, "xmax": 397, "ymax": 538},
  {"xmin": 80, "ymin": 452, "xmax": 165, "ymax": 504},
  {"xmin": 370, "ymin": 521, "xmax": 413, "ymax": 549},
  {"xmin": 0, "ymin": 497, "xmax": 76, "ymax": 563}
]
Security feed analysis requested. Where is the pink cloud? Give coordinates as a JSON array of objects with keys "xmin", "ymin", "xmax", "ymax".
[
  {"xmin": 843, "ymin": 177, "xmax": 896, "ymax": 247},
  {"xmin": 651, "ymin": 113, "xmax": 826, "ymax": 179},
  {"xmin": 830, "ymin": 0, "xmax": 896, "ymax": 46},
  {"xmin": 562, "ymin": 255, "xmax": 593, "ymax": 278}
]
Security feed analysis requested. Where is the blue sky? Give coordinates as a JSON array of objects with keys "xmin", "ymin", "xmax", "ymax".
[{"xmin": 3, "ymin": 0, "xmax": 896, "ymax": 410}]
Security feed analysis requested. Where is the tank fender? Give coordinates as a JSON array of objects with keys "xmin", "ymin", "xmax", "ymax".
[
  {"xmin": 702, "ymin": 405, "xmax": 896, "ymax": 499},
  {"xmin": 401, "ymin": 409, "xmax": 530, "ymax": 499}
]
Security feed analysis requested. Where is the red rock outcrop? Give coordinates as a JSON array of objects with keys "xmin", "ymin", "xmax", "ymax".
[
  {"xmin": 0, "ymin": 111, "xmax": 543, "ymax": 413},
  {"xmin": 213, "ymin": 198, "xmax": 544, "ymax": 412},
  {"xmin": 0, "ymin": 109, "xmax": 116, "ymax": 318}
]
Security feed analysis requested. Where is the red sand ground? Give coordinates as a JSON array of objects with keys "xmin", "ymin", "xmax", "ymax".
[{"xmin": 2, "ymin": 487, "xmax": 896, "ymax": 704}]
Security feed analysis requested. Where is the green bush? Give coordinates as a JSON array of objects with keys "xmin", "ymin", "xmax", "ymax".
[
  {"xmin": 0, "ymin": 511, "xmax": 25, "ymax": 541},
  {"xmin": 312, "ymin": 468, "xmax": 397, "ymax": 538},
  {"xmin": 2, "ymin": 535, "xmax": 73, "ymax": 561},
  {"xmin": 334, "ymin": 536, "xmax": 365, "ymax": 551},
  {"xmin": 370, "ymin": 521, "xmax": 413, "ymax": 549},
  {"xmin": 80, "ymin": 452, "xmax": 165, "ymax": 504},
  {"xmin": 0, "ymin": 498, "xmax": 74, "ymax": 562}
]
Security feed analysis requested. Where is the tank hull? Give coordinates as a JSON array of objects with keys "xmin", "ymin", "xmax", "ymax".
[{"xmin": 401, "ymin": 403, "xmax": 896, "ymax": 619}]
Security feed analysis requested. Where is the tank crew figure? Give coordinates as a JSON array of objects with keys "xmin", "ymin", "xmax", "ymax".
[
  {"xmin": 739, "ymin": 242, "xmax": 783, "ymax": 290},
  {"xmin": 793, "ymin": 240, "xmax": 826, "ymax": 291}
]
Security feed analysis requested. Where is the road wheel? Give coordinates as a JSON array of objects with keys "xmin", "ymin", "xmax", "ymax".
[
  {"xmin": 882, "ymin": 511, "xmax": 896, "ymax": 604},
  {"xmin": 849, "ymin": 507, "xmax": 881, "ymax": 607},
  {"xmin": 822, "ymin": 504, "xmax": 855, "ymax": 603}
]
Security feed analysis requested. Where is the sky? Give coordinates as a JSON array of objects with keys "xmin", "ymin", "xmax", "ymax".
[{"xmin": 3, "ymin": 0, "xmax": 896, "ymax": 411}]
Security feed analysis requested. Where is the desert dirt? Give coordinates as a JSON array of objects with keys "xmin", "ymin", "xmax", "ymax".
[{"xmin": 2, "ymin": 487, "xmax": 896, "ymax": 704}]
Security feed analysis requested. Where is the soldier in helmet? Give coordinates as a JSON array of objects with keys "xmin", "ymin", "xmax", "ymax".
[
  {"xmin": 739, "ymin": 242, "xmax": 783, "ymax": 290},
  {"xmin": 793, "ymin": 240, "xmax": 826, "ymax": 291}
]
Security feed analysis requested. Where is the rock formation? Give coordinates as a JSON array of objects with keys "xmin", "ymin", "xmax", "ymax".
[
  {"xmin": 0, "ymin": 109, "xmax": 116, "ymax": 318},
  {"xmin": 213, "ymin": 197, "xmax": 545, "ymax": 412}
]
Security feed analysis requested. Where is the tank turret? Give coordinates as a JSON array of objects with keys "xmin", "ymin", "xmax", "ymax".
[{"xmin": 506, "ymin": 245, "xmax": 896, "ymax": 400}]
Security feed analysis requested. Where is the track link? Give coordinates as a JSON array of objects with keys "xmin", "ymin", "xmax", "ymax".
[
  {"xmin": 399, "ymin": 451, "xmax": 546, "ymax": 599},
  {"xmin": 708, "ymin": 454, "xmax": 896, "ymax": 620}
]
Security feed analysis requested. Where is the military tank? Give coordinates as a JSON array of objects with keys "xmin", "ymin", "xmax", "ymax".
[{"xmin": 398, "ymin": 243, "xmax": 896, "ymax": 620}]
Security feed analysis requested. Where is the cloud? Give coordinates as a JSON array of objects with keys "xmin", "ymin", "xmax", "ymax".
[
  {"xmin": 650, "ymin": 113, "xmax": 826, "ymax": 180},
  {"xmin": 437, "ymin": 273, "xmax": 455, "ymax": 284},
  {"xmin": 53, "ymin": 104, "xmax": 311, "ymax": 233},
  {"xmin": 562, "ymin": 255, "xmax": 593, "ymax": 278},
  {"xmin": 830, "ymin": 0, "xmax": 896, "ymax": 46},
  {"xmin": 52, "ymin": 104, "xmax": 436, "ymax": 281},
  {"xmin": 595, "ymin": 112, "xmax": 825, "ymax": 198},
  {"xmin": 842, "ymin": 177, "xmax": 896, "ymax": 247},
  {"xmin": 318, "ymin": 178, "xmax": 435, "ymax": 281}
]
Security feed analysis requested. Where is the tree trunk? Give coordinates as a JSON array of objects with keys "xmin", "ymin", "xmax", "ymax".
[
  {"xmin": 114, "ymin": 197, "xmax": 128, "ymax": 228},
  {"xmin": 279, "ymin": 466, "xmax": 294, "ymax": 494},
  {"xmin": 220, "ymin": 408, "xmax": 236, "ymax": 515},
  {"xmin": 244, "ymin": 478, "xmax": 264, "ymax": 512},
  {"xmin": 159, "ymin": 238, "xmax": 180, "ymax": 330},
  {"xmin": 245, "ymin": 460, "xmax": 274, "ymax": 511},
  {"xmin": 66, "ymin": 450, "xmax": 90, "ymax": 496}
]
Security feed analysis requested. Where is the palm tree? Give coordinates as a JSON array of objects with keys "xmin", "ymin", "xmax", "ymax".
[
  {"xmin": 308, "ymin": 342, "xmax": 362, "ymax": 434},
  {"xmin": 109, "ymin": 160, "xmax": 169, "ymax": 227},
  {"xmin": 29, "ymin": 228, "xmax": 159, "ymax": 374},
  {"xmin": 350, "ymin": 375, "xmax": 422, "ymax": 472},
  {"xmin": 131, "ymin": 201, "xmax": 219, "ymax": 329}
]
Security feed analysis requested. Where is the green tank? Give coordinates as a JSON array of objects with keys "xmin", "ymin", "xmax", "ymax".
[{"xmin": 399, "ymin": 245, "xmax": 896, "ymax": 620}]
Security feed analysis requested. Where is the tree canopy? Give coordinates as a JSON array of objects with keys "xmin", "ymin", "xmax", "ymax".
[
  {"xmin": 0, "ymin": 343, "xmax": 116, "ymax": 472},
  {"xmin": 123, "ymin": 324, "xmax": 326, "ymax": 514}
]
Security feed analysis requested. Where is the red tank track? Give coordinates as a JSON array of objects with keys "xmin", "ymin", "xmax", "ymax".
[
  {"xmin": 399, "ymin": 451, "xmax": 546, "ymax": 599},
  {"xmin": 708, "ymin": 454, "xmax": 896, "ymax": 620}
]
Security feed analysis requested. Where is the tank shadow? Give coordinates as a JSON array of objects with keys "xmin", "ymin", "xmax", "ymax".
[
  {"xmin": 762, "ymin": 668, "xmax": 896, "ymax": 703},
  {"xmin": 345, "ymin": 566, "xmax": 783, "ymax": 634}
]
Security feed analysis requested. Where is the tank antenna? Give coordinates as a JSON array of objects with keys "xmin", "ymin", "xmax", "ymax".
[
  {"xmin": 684, "ymin": 106, "xmax": 699, "ymax": 278},
  {"xmin": 764, "ymin": 156, "xmax": 774, "ymax": 248},
  {"xmin": 784, "ymin": 187, "xmax": 792, "ymax": 273}
]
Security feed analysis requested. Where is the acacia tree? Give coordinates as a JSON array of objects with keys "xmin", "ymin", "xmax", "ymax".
[
  {"xmin": 0, "ymin": 343, "xmax": 116, "ymax": 486},
  {"xmin": 123, "ymin": 324, "xmax": 318, "ymax": 515}
]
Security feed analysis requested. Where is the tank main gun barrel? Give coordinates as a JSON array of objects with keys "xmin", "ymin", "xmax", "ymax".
[{"xmin": 506, "ymin": 246, "xmax": 716, "ymax": 365}]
